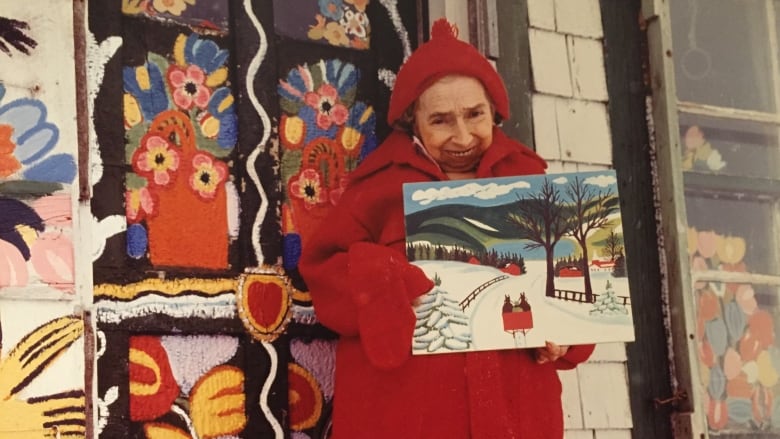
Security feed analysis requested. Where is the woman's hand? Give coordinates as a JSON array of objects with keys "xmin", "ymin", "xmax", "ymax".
[{"xmin": 535, "ymin": 341, "xmax": 570, "ymax": 364}]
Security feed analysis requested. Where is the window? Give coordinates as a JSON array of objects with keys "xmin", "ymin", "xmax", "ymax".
[{"xmin": 669, "ymin": 0, "xmax": 780, "ymax": 435}]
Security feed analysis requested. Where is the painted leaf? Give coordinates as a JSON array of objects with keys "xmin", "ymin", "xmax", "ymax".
[
  {"xmin": 726, "ymin": 397, "xmax": 752, "ymax": 424},
  {"xmin": 190, "ymin": 365, "xmax": 246, "ymax": 438},
  {"xmin": 723, "ymin": 301, "xmax": 746, "ymax": 344},
  {"xmin": 708, "ymin": 364, "xmax": 726, "ymax": 400},
  {"xmin": 705, "ymin": 318, "xmax": 728, "ymax": 357},
  {"xmin": 129, "ymin": 336, "xmax": 180, "ymax": 421}
]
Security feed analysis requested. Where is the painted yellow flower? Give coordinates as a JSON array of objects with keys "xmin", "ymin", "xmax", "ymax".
[
  {"xmin": 0, "ymin": 316, "xmax": 85, "ymax": 438},
  {"xmin": 152, "ymin": 0, "xmax": 195, "ymax": 16}
]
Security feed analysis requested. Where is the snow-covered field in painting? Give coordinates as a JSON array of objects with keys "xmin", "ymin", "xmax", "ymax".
[{"xmin": 411, "ymin": 260, "xmax": 635, "ymax": 355}]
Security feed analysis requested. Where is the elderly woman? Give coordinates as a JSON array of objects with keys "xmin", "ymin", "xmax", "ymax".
[{"xmin": 299, "ymin": 19, "xmax": 595, "ymax": 439}]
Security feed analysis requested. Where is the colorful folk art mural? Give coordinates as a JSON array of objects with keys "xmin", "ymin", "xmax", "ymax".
[
  {"xmin": 122, "ymin": 0, "xmax": 231, "ymax": 32},
  {"xmin": 273, "ymin": 0, "xmax": 371, "ymax": 50},
  {"xmin": 689, "ymin": 227, "xmax": 780, "ymax": 431},
  {"xmin": 0, "ymin": 307, "xmax": 85, "ymax": 438},
  {"xmin": 123, "ymin": 32, "xmax": 238, "ymax": 270},
  {"xmin": 87, "ymin": 0, "xmax": 414, "ymax": 437},
  {"xmin": 278, "ymin": 59, "xmax": 377, "ymax": 272},
  {"xmin": 0, "ymin": 1, "xmax": 77, "ymax": 297}
]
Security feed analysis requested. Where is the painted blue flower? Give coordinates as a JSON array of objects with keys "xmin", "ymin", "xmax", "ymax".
[
  {"xmin": 206, "ymin": 87, "xmax": 237, "ymax": 149},
  {"xmin": 123, "ymin": 61, "xmax": 168, "ymax": 121},
  {"xmin": 0, "ymin": 97, "xmax": 75, "ymax": 184},
  {"xmin": 318, "ymin": 0, "xmax": 345, "ymax": 21},
  {"xmin": 182, "ymin": 33, "xmax": 229, "ymax": 75}
]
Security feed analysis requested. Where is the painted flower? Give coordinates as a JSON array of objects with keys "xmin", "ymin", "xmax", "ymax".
[
  {"xmin": 345, "ymin": 0, "xmax": 368, "ymax": 12},
  {"xmin": 152, "ymin": 0, "xmax": 195, "ymax": 16},
  {"xmin": 123, "ymin": 61, "xmax": 168, "ymax": 122},
  {"xmin": 280, "ymin": 114, "xmax": 307, "ymax": 149},
  {"xmin": 0, "ymin": 97, "xmax": 76, "ymax": 184},
  {"xmin": 0, "ymin": 316, "xmax": 86, "ymax": 437},
  {"xmin": 125, "ymin": 186, "xmax": 157, "ymax": 223},
  {"xmin": 0, "ymin": 124, "xmax": 20, "ymax": 177},
  {"xmin": 204, "ymin": 86, "xmax": 237, "ymax": 149},
  {"xmin": 289, "ymin": 168, "xmax": 327, "ymax": 209},
  {"xmin": 189, "ymin": 152, "xmax": 228, "ymax": 199},
  {"xmin": 30, "ymin": 232, "xmax": 74, "ymax": 292},
  {"xmin": 167, "ymin": 64, "xmax": 211, "ymax": 110},
  {"xmin": 322, "ymin": 21, "xmax": 350, "ymax": 47},
  {"xmin": 304, "ymin": 83, "xmax": 348, "ymax": 130},
  {"xmin": 129, "ymin": 336, "xmax": 180, "ymax": 421},
  {"xmin": 340, "ymin": 101, "xmax": 375, "ymax": 156},
  {"xmin": 318, "ymin": 0, "xmax": 344, "ymax": 20},
  {"xmin": 340, "ymin": 8, "xmax": 369, "ymax": 39},
  {"xmin": 189, "ymin": 365, "xmax": 247, "ymax": 437},
  {"xmin": 132, "ymin": 133, "xmax": 181, "ymax": 186},
  {"xmin": 173, "ymin": 33, "xmax": 229, "ymax": 87}
]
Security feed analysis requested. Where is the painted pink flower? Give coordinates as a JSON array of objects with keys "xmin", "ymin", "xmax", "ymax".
[
  {"xmin": 304, "ymin": 84, "xmax": 348, "ymax": 130},
  {"xmin": 0, "ymin": 239, "xmax": 28, "ymax": 287},
  {"xmin": 132, "ymin": 134, "xmax": 181, "ymax": 186},
  {"xmin": 289, "ymin": 168, "xmax": 327, "ymax": 209},
  {"xmin": 189, "ymin": 153, "xmax": 228, "ymax": 199},
  {"xmin": 30, "ymin": 232, "xmax": 74, "ymax": 292},
  {"xmin": 125, "ymin": 186, "xmax": 157, "ymax": 223},
  {"xmin": 167, "ymin": 65, "xmax": 211, "ymax": 110}
]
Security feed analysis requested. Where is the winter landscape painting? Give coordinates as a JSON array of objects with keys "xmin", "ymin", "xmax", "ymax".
[{"xmin": 403, "ymin": 170, "xmax": 635, "ymax": 355}]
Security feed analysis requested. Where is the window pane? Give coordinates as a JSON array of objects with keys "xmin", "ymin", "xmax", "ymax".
[
  {"xmin": 670, "ymin": 0, "xmax": 777, "ymax": 112},
  {"xmin": 685, "ymin": 196, "xmax": 777, "ymax": 276},
  {"xmin": 679, "ymin": 113, "xmax": 779, "ymax": 180},
  {"xmin": 694, "ymin": 282, "xmax": 780, "ymax": 436}
]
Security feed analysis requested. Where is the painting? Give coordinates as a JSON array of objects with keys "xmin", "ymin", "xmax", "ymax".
[{"xmin": 403, "ymin": 170, "xmax": 635, "ymax": 355}]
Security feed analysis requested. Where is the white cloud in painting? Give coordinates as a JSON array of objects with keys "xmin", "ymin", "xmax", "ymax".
[
  {"xmin": 552, "ymin": 176, "xmax": 568, "ymax": 185},
  {"xmin": 411, "ymin": 181, "xmax": 531, "ymax": 206},
  {"xmin": 584, "ymin": 174, "xmax": 617, "ymax": 187}
]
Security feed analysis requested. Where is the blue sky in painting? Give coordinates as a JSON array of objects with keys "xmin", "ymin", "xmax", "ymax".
[{"xmin": 402, "ymin": 170, "xmax": 618, "ymax": 215}]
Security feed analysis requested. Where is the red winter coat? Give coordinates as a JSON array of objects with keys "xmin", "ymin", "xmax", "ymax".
[{"xmin": 299, "ymin": 128, "xmax": 595, "ymax": 439}]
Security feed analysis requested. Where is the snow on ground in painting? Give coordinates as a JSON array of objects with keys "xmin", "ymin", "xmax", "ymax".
[{"xmin": 412, "ymin": 260, "xmax": 635, "ymax": 355}]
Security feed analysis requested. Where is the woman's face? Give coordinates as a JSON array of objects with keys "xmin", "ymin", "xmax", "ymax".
[{"xmin": 413, "ymin": 75, "xmax": 494, "ymax": 174}]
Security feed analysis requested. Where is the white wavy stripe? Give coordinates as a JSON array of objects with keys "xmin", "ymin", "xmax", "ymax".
[
  {"xmin": 94, "ymin": 294, "xmax": 236, "ymax": 324},
  {"xmin": 244, "ymin": 7, "xmax": 283, "ymax": 436},
  {"xmin": 379, "ymin": 0, "xmax": 411, "ymax": 59},
  {"xmin": 245, "ymin": 0, "xmax": 272, "ymax": 266},
  {"xmin": 259, "ymin": 341, "xmax": 282, "ymax": 438}
]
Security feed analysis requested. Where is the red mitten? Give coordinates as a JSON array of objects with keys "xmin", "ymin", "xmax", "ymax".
[{"xmin": 348, "ymin": 242, "xmax": 429, "ymax": 369}]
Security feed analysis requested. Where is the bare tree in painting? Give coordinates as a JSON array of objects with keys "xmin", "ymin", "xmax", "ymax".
[
  {"xmin": 507, "ymin": 178, "xmax": 572, "ymax": 298},
  {"xmin": 0, "ymin": 17, "xmax": 37, "ymax": 57},
  {"xmin": 565, "ymin": 176, "xmax": 619, "ymax": 302},
  {"xmin": 603, "ymin": 229, "xmax": 623, "ymax": 260}
]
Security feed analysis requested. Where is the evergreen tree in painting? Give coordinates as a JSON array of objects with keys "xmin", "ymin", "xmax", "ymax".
[
  {"xmin": 590, "ymin": 280, "xmax": 628, "ymax": 316},
  {"xmin": 412, "ymin": 275, "xmax": 471, "ymax": 353}
]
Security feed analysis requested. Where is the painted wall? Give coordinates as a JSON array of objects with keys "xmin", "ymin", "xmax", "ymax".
[
  {"xmin": 0, "ymin": 1, "xmax": 86, "ymax": 438},
  {"xmin": 0, "ymin": 0, "xmax": 632, "ymax": 438}
]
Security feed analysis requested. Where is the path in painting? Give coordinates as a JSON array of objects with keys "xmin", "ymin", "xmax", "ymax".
[{"xmin": 414, "ymin": 260, "xmax": 633, "ymax": 351}]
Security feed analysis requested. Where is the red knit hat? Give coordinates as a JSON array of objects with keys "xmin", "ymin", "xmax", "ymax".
[{"xmin": 387, "ymin": 18, "xmax": 509, "ymax": 126}]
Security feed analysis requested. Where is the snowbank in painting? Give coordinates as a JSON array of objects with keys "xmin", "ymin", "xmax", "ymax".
[{"xmin": 411, "ymin": 259, "xmax": 634, "ymax": 355}]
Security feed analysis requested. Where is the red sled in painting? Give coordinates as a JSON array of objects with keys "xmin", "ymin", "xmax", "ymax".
[{"xmin": 501, "ymin": 293, "xmax": 533, "ymax": 345}]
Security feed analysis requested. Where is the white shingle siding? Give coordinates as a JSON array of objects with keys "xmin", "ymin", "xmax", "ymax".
[
  {"xmin": 532, "ymin": 94, "xmax": 562, "ymax": 160},
  {"xmin": 554, "ymin": 0, "xmax": 604, "ymax": 38},
  {"xmin": 529, "ymin": 29, "xmax": 574, "ymax": 97},
  {"xmin": 527, "ymin": 0, "xmax": 556, "ymax": 31},
  {"xmin": 567, "ymin": 36, "xmax": 608, "ymax": 102},
  {"xmin": 555, "ymin": 99, "xmax": 612, "ymax": 165},
  {"xmin": 578, "ymin": 363, "xmax": 633, "ymax": 429}
]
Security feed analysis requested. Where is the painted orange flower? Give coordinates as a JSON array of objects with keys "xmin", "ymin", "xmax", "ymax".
[{"xmin": 0, "ymin": 124, "xmax": 20, "ymax": 177}]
